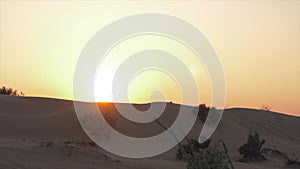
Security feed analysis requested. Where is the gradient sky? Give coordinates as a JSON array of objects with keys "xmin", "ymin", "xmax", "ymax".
[{"xmin": 0, "ymin": 1, "xmax": 299, "ymax": 116}]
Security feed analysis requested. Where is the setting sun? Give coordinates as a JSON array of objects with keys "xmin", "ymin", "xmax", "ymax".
[{"xmin": 93, "ymin": 34, "xmax": 209, "ymax": 105}]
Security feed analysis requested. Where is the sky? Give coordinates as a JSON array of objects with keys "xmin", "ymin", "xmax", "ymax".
[{"xmin": 0, "ymin": 1, "xmax": 299, "ymax": 116}]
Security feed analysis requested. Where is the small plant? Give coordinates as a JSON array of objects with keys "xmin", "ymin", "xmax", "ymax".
[
  {"xmin": 238, "ymin": 131, "xmax": 266, "ymax": 161},
  {"xmin": 177, "ymin": 139, "xmax": 211, "ymax": 160},
  {"xmin": 186, "ymin": 146, "xmax": 230, "ymax": 169},
  {"xmin": 261, "ymin": 105, "xmax": 272, "ymax": 111}
]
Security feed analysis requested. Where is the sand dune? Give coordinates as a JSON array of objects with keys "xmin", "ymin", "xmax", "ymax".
[{"xmin": 0, "ymin": 95, "xmax": 299, "ymax": 169}]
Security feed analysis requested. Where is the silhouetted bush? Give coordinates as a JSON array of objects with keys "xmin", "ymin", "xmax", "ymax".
[
  {"xmin": 196, "ymin": 104, "xmax": 218, "ymax": 123},
  {"xmin": 186, "ymin": 146, "xmax": 230, "ymax": 169},
  {"xmin": 177, "ymin": 139, "xmax": 211, "ymax": 160},
  {"xmin": 238, "ymin": 131, "xmax": 266, "ymax": 161},
  {"xmin": 0, "ymin": 86, "xmax": 24, "ymax": 96},
  {"xmin": 197, "ymin": 104, "xmax": 210, "ymax": 122}
]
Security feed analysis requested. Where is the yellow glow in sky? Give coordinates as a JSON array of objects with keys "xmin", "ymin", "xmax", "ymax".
[
  {"xmin": 94, "ymin": 34, "xmax": 209, "ymax": 105},
  {"xmin": 0, "ymin": 1, "xmax": 299, "ymax": 116}
]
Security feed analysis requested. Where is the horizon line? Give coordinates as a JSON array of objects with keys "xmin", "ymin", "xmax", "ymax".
[{"xmin": 1, "ymin": 94, "xmax": 299, "ymax": 118}]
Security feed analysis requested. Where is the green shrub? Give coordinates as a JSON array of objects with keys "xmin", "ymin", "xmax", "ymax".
[
  {"xmin": 186, "ymin": 146, "xmax": 230, "ymax": 169},
  {"xmin": 177, "ymin": 139, "xmax": 230, "ymax": 169},
  {"xmin": 238, "ymin": 131, "xmax": 266, "ymax": 161},
  {"xmin": 177, "ymin": 139, "xmax": 211, "ymax": 160}
]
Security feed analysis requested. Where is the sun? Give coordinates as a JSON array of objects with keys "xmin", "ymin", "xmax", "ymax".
[
  {"xmin": 94, "ymin": 69, "xmax": 114, "ymax": 102},
  {"xmin": 93, "ymin": 34, "xmax": 205, "ymax": 104}
]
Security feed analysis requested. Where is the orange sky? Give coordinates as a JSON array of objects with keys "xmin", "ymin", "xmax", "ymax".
[{"xmin": 0, "ymin": 1, "xmax": 299, "ymax": 116}]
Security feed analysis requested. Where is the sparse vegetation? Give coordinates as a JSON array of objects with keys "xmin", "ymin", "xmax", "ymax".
[
  {"xmin": 0, "ymin": 86, "xmax": 24, "ymax": 96},
  {"xmin": 176, "ymin": 139, "xmax": 231, "ymax": 169},
  {"xmin": 177, "ymin": 139, "xmax": 211, "ymax": 160},
  {"xmin": 238, "ymin": 131, "xmax": 266, "ymax": 162},
  {"xmin": 186, "ymin": 146, "xmax": 230, "ymax": 169}
]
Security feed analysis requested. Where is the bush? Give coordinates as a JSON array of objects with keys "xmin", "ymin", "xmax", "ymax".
[
  {"xmin": 198, "ymin": 104, "xmax": 210, "ymax": 122},
  {"xmin": 177, "ymin": 138, "xmax": 230, "ymax": 169},
  {"xmin": 177, "ymin": 139, "xmax": 211, "ymax": 160},
  {"xmin": 238, "ymin": 131, "xmax": 266, "ymax": 161},
  {"xmin": 0, "ymin": 86, "xmax": 24, "ymax": 96},
  {"xmin": 186, "ymin": 146, "xmax": 230, "ymax": 169}
]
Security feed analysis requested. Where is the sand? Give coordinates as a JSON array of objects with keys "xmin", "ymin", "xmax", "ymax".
[{"xmin": 0, "ymin": 95, "xmax": 299, "ymax": 169}]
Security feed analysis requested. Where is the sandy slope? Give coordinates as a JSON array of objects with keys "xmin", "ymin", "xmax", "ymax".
[{"xmin": 0, "ymin": 95, "xmax": 299, "ymax": 169}]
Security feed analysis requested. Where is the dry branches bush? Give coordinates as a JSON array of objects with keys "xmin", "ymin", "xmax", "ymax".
[
  {"xmin": 177, "ymin": 139, "xmax": 230, "ymax": 169},
  {"xmin": 186, "ymin": 146, "xmax": 230, "ymax": 169},
  {"xmin": 238, "ymin": 131, "xmax": 266, "ymax": 162}
]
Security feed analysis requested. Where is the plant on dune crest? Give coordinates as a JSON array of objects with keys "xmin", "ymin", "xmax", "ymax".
[
  {"xmin": 0, "ymin": 86, "xmax": 24, "ymax": 96},
  {"xmin": 261, "ymin": 105, "xmax": 272, "ymax": 111},
  {"xmin": 197, "ymin": 104, "xmax": 210, "ymax": 122},
  {"xmin": 196, "ymin": 104, "xmax": 218, "ymax": 123},
  {"xmin": 238, "ymin": 131, "xmax": 266, "ymax": 161}
]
